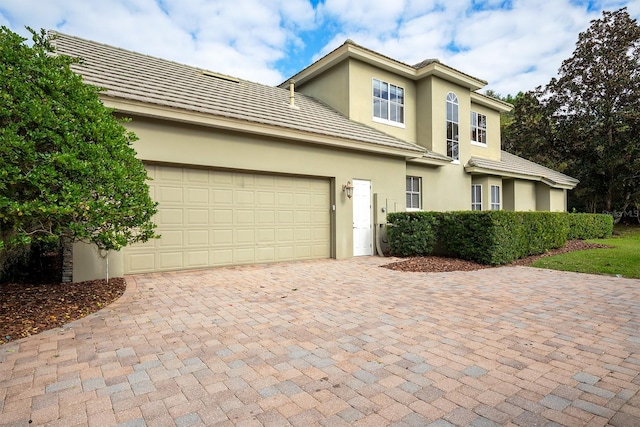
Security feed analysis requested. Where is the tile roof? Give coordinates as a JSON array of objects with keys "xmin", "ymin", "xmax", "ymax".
[
  {"xmin": 467, "ymin": 151, "xmax": 579, "ymax": 188},
  {"xmin": 50, "ymin": 31, "xmax": 428, "ymax": 156}
]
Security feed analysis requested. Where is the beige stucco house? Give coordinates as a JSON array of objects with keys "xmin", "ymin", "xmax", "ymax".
[{"xmin": 51, "ymin": 32, "xmax": 578, "ymax": 281}]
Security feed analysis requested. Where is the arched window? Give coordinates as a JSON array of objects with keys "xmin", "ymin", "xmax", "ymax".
[{"xmin": 446, "ymin": 92, "xmax": 459, "ymax": 160}]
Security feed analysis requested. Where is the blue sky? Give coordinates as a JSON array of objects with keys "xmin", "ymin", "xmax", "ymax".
[{"xmin": 1, "ymin": 0, "xmax": 638, "ymax": 95}]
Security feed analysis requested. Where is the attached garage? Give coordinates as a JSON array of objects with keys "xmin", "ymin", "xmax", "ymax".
[{"xmin": 123, "ymin": 165, "xmax": 332, "ymax": 274}]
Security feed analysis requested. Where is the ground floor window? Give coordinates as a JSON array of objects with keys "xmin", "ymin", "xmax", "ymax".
[
  {"xmin": 471, "ymin": 184, "xmax": 482, "ymax": 210},
  {"xmin": 406, "ymin": 176, "xmax": 421, "ymax": 210},
  {"xmin": 491, "ymin": 185, "xmax": 501, "ymax": 210}
]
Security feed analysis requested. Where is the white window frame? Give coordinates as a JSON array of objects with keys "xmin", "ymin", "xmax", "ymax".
[
  {"xmin": 471, "ymin": 111, "xmax": 487, "ymax": 146},
  {"xmin": 471, "ymin": 184, "xmax": 482, "ymax": 211},
  {"xmin": 446, "ymin": 92, "xmax": 459, "ymax": 162},
  {"xmin": 406, "ymin": 176, "xmax": 421, "ymax": 211},
  {"xmin": 491, "ymin": 185, "xmax": 501, "ymax": 210},
  {"xmin": 372, "ymin": 78, "xmax": 405, "ymax": 128}
]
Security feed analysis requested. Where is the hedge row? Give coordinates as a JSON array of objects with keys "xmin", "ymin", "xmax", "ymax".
[
  {"xmin": 387, "ymin": 211, "xmax": 613, "ymax": 265},
  {"xmin": 566, "ymin": 213, "xmax": 614, "ymax": 239}
]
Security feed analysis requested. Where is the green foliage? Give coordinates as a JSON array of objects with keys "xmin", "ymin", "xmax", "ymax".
[
  {"xmin": 387, "ymin": 212, "xmax": 439, "ymax": 256},
  {"xmin": 438, "ymin": 211, "xmax": 531, "ymax": 265},
  {"xmin": 0, "ymin": 27, "xmax": 158, "ymax": 270},
  {"xmin": 503, "ymin": 8, "xmax": 640, "ymax": 214},
  {"xmin": 567, "ymin": 213, "xmax": 614, "ymax": 239},
  {"xmin": 533, "ymin": 226, "xmax": 640, "ymax": 278},
  {"xmin": 388, "ymin": 211, "xmax": 577, "ymax": 265}
]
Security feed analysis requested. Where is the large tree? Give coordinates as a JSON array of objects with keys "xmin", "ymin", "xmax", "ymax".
[
  {"xmin": 0, "ymin": 27, "xmax": 158, "ymax": 272},
  {"xmin": 504, "ymin": 8, "xmax": 640, "ymax": 215}
]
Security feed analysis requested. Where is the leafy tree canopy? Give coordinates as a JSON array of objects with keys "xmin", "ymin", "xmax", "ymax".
[
  {"xmin": 503, "ymin": 8, "xmax": 640, "ymax": 215},
  {"xmin": 0, "ymin": 27, "xmax": 158, "ymax": 266}
]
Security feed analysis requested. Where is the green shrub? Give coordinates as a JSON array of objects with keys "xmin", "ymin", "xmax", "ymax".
[
  {"xmin": 387, "ymin": 211, "xmax": 571, "ymax": 265},
  {"xmin": 387, "ymin": 212, "xmax": 439, "ymax": 256},
  {"xmin": 521, "ymin": 212, "xmax": 569, "ymax": 254},
  {"xmin": 567, "ymin": 213, "xmax": 614, "ymax": 239},
  {"xmin": 438, "ymin": 211, "xmax": 528, "ymax": 264}
]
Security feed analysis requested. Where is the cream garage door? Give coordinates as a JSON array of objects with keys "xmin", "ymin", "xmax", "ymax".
[{"xmin": 123, "ymin": 165, "xmax": 331, "ymax": 274}]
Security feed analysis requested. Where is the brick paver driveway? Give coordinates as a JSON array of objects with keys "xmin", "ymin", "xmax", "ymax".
[{"xmin": 2, "ymin": 257, "xmax": 640, "ymax": 427}]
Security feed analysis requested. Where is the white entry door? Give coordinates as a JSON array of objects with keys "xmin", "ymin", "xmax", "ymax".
[{"xmin": 352, "ymin": 179, "xmax": 372, "ymax": 256}]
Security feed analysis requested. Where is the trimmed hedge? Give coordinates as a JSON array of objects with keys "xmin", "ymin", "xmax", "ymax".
[
  {"xmin": 387, "ymin": 211, "xmax": 611, "ymax": 265},
  {"xmin": 567, "ymin": 213, "xmax": 613, "ymax": 239},
  {"xmin": 386, "ymin": 212, "xmax": 439, "ymax": 256}
]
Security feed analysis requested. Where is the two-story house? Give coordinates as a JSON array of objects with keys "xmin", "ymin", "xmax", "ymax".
[{"xmin": 50, "ymin": 33, "xmax": 578, "ymax": 282}]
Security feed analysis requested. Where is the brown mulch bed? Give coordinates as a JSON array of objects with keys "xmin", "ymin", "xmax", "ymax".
[
  {"xmin": 0, "ymin": 278, "xmax": 126, "ymax": 345},
  {"xmin": 383, "ymin": 240, "xmax": 611, "ymax": 273}
]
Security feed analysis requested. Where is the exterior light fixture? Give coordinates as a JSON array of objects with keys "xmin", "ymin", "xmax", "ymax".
[{"xmin": 342, "ymin": 181, "xmax": 354, "ymax": 199}]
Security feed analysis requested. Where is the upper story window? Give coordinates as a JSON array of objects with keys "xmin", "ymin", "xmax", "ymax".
[
  {"xmin": 446, "ymin": 92, "xmax": 459, "ymax": 161},
  {"xmin": 471, "ymin": 184, "xmax": 482, "ymax": 211},
  {"xmin": 373, "ymin": 79, "xmax": 404, "ymax": 126},
  {"xmin": 406, "ymin": 176, "xmax": 421, "ymax": 210},
  {"xmin": 471, "ymin": 112, "xmax": 487, "ymax": 145}
]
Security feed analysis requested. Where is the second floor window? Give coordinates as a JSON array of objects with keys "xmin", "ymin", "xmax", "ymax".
[
  {"xmin": 471, "ymin": 112, "xmax": 487, "ymax": 145},
  {"xmin": 373, "ymin": 79, "xmax": 404, "ymax": 125},
  {"xmin": 446, "ymin": 92, "xmax": 459, "ymax": 160}
]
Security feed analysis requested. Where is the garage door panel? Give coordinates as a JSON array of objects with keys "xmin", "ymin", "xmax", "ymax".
[
  {"xmin": 186, "ymin": 251, "xmax": 208, "ymax": 267},
  {"xmin": 236, "ymin": 190, "xmax": 255, "ymax": 205},
  {"xmin": 212, "ymin": 209, "xmax": 233, "ymax": 224},
  {"xmin": 187, "ymin": 187, "xmax": 209, "ymax": 204},
  {"xmin": 236, "ymin": 229, "xmax": 255, "ymax": 244},
  {"xmin": 158, "ymin": 186, "xmax": 183, "ymax": 203},
  {"xmin": 295, "ymin": 211, "xmax": 311, "ymax": 224},
  {"xmin": 185, "ymin": 168, "xmax": 209, "ymax": 183},
  {"xmin": 257, "ymin": 228, "xmax": 275, "ymax": 243},
  {"xmin": 187, "ymin": 209, "xmax": 209, "ymax": 225},
  {"xmin": 124, "ymin": 165, "xmax": 330, "ymax": 273},
  {"xmin": 213, "ymin": 189, "xmax": 233, "ymax": 204},
  {"xmin": 277, "ymin": 228, "xmax": 294, "ymax": 242},
  {"xmin": 212, "ymin": 229, "xmax": 233, "ymax": 244},
  {"xmin": 158, "ymin": 230, "xmax": 183, "ymax": 247},
  {"xmin": 186, "ymin": 230, "xmax": 208, "ymax": 246},
  {"xmin": 234, "ymin": 247, "xmax": 255, "ymax": 263},
  {"xmin": 257, "ymin": 210, "xmax": 275, "ymax": 224},
  {"xmin": 127, "ymin": 253, "xmax": 155, "ymax": 273},
  {"xmin": 277, "ymin": 246, "xmax": 294, "ymax": 259},
  {"xmin": 211, "ymin": 249, "xmax": 232, "ymax": 265},
  {"xmin": 158, "ymin": 167, "xmax": 183, "ymax": 182},
  {"xmin": 159, "ymin": 209, "xmax": 183, "ymax": 225},
  {"xmin": 256, "ymin": 247, "xmax": 275, "ymax": 261},
  {"xmin": 159, "ymin": 252, "xmax": 183, "ymax": 269},
  {"xmin": 257, "ymin": 191, "xmax": 275, "ymax": 206},
  {"xmin": 236, "ymin": 210, "xmax": 255, "ymax": 224}
]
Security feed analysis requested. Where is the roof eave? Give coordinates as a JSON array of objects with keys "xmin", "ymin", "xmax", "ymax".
[
  {"xmin": 464, "ymin": 165, "xmax": 578, "ymax": 190},
  {"xmin": 102, "ymin": 96, "xmax": 425, "ymax": 159},
  {"xmin": 470, "ymin": 92, "xmax": 512, "ymax": 112},
  {"xmin": 407, "ymin": 155, "xmax": 452, "ymax": 167},
  {"xmin": 282, "ymin": 42, "xmax": 487, "ymax": 91}
]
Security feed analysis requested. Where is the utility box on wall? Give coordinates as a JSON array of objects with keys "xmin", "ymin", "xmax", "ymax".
[{"xmin": 373, "ymin": 194, "xmax": 397, "ymax": 256}]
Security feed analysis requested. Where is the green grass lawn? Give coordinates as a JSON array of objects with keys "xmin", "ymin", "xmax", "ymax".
[{"xmin": 532, "ymin": 226, "xmax": 640, "ymax": 279}]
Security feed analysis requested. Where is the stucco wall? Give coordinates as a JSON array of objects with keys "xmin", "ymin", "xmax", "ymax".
[
  {"xmin": 347, "ymin": 59, "xmax": 418, "ymax": 143},
  {"xmin": 73, "ymin": 116, "xmax": 409, "ymax": 281},
  {"xmin": 406, "ymin": 163, "xmax": 471, "ymax": 211},
  {"xmin": 295, "ymin": 60, "xmax": 350, "ymax": 118},
  {"xmin": 468, "ymin": 102, "xmax": 501, "ymax": 161}
]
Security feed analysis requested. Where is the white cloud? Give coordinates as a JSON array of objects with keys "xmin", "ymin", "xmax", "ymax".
[{"xmin": 0, "ymin": 0, "xmax": 638, "ymax": 93}]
